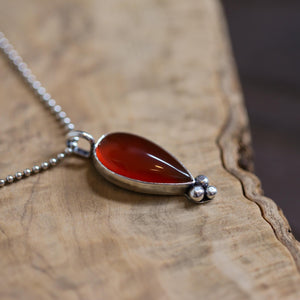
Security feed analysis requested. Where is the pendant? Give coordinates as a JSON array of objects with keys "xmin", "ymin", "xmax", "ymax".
[{"xmin": 67, "ymin": 131, "xmax": 217, "ymax": 204}]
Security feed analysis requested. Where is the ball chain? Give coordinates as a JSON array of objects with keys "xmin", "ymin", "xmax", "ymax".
[
  {"xmin": 0, "ymin": 32, "xmax": 75, "ymax": 187},
  {"xmin": 0, "ymin": 149, "xmax": 73, "ymax": 187}
]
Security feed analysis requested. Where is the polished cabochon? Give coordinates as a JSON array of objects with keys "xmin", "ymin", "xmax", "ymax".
[{"xmin": 92, "ymin": 132, "xmax": 195, "ymax": 195}]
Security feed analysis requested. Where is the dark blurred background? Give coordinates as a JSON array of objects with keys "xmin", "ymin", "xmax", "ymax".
[{"xmin": 222, "ymin": 0, "xmax": 300, "ymax": 239}]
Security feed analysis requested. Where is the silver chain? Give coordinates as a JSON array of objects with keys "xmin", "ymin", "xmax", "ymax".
[{"xmin": 0, "ymin": 32, "xmax": 75, "ymax": 187}]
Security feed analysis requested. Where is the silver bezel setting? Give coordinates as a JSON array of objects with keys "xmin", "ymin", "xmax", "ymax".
[{"xmin": 92, "ymin": 133, "xmax": 195, "ymax": 195}]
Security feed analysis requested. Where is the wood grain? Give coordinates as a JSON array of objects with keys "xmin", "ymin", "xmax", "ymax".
[{"xmin": 0, "ymin": 0, "xmax": 300, "ymax": 299}]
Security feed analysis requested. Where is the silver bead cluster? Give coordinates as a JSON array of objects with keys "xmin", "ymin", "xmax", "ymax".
[
  {"xmin": 0, "ymin": 149, "xmax": 73, "ymax": 188},
  {"xmin": 187, "ymin": 175, "xmax": 217, "ymax": 204},
  {"xmin": 0, "ymin": 32, "xmax": 76, "ymax": 187},
  {"xmin": 0, "ymin": 32, "xmax": 74, "ymax": 133}
]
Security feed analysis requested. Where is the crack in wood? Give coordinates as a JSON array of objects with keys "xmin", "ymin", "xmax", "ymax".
[{"xmin": 216, "ymin": 31, "xmax": 300, "ymax": 273}]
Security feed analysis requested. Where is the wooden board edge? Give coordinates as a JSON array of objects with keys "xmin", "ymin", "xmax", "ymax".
[{"xmin": 215, "ymin": 11, "xmax": 300, "ymax": 271}]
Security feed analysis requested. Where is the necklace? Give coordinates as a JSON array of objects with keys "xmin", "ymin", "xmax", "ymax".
[{"xmin": 0, "ymin": 32, "xmax": 217, "ymax": 204}]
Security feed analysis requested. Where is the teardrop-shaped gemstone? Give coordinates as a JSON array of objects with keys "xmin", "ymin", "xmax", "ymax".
[{"xmin": 95, "ymin": 132, "xmax": 193, "ymax": 184}]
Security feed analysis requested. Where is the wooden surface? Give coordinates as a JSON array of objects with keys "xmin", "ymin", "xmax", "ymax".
[{"xmin": 0, "ymin": 0, "xmax": 300, "ymax": 299}]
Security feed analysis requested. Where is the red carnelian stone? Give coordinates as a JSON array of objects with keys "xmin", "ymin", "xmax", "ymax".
[{"xmin": 96, "ymin": 132, "xmax": 192, "ymax": 183}]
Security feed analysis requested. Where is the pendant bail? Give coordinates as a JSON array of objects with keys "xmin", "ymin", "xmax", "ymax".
[{"xmin": 66, "ymin": 130, "xmax": 95, "ymax": 158}]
